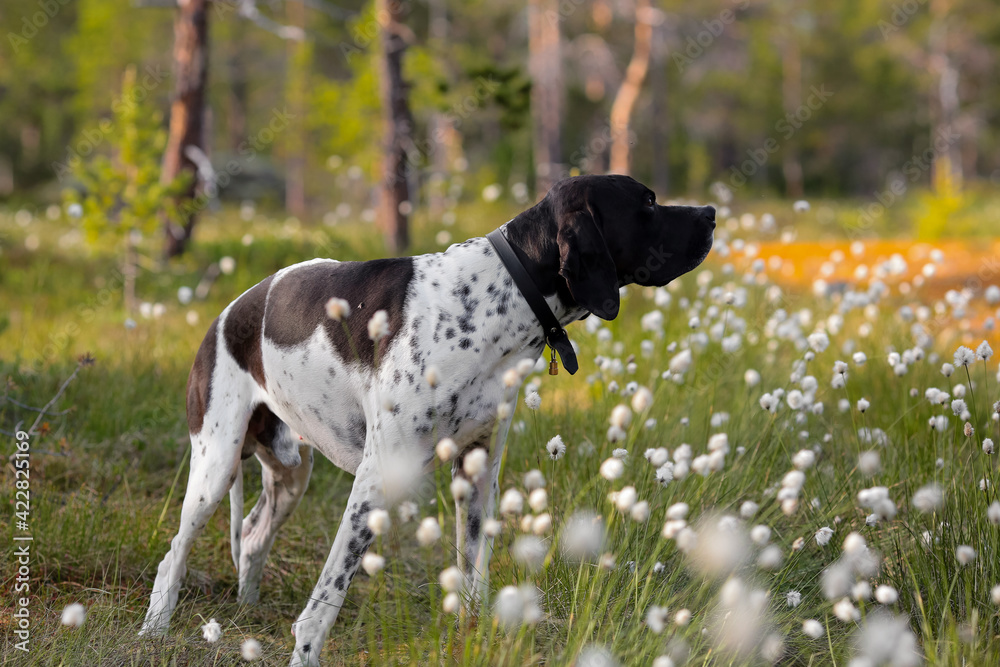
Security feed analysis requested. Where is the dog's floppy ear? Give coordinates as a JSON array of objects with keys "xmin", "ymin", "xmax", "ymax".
[{"xmin": 556, "ymin": 205, "xmax": 620, "ymax": 320}]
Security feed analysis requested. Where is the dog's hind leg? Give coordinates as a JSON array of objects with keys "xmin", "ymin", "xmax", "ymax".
[
  {"xmin": 141, "ymin": 323, "xmax": 253, "ymax": 636},
  {"xmin": 238, "ymin": 430, "xmax": 313, "ymax": 605}
]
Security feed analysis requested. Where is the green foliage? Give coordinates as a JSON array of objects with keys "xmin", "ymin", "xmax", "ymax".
[{"xmin": 65, "ymin": 66, "xmax": 188, "ymax": 246}]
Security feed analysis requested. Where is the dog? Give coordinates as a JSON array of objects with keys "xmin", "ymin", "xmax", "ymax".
[{"xmin": 140, "ymin": 174, "xmax": 715, "ymax": 665}]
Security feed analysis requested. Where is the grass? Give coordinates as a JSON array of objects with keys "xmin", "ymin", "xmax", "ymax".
[{"xmin": 2, "ymin": 197, "xmax": 1000, "ymax": 666}]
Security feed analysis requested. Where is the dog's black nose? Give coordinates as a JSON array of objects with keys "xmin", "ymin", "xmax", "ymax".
[{"xmin": 700, "ymin": 205, "xmax": 716, "ymax": 228}]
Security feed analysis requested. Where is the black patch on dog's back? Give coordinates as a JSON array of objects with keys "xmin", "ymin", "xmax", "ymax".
[
  {"xmin": 187, "ymin": 318, "xmax": 219, "ymax": 434},
  {"xmin": 224, "ymin": 275, "xmax": 273, "ymax": 388},
  {"xmin": 264, "ymin": 259, "xmax": 414, "ymax": 366}
]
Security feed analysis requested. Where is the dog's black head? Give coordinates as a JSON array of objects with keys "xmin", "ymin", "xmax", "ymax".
[{"xmin": 508, "ymin": 174, "xmax": 715, "ymax": 320}]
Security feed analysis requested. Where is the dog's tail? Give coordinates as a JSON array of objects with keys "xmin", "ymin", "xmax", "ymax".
[{"xmin": 229, "ymin": 460, "xmax": 243, "ymax": 572}]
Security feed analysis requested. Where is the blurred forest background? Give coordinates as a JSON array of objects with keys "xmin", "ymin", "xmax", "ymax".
[{"xmin": 2, "ymin": 0, "xmax": 1000, "ymax": 257}]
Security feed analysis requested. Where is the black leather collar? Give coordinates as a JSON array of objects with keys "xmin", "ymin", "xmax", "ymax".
[{"xmin": 487, "ymin": 228, "xmax": 579, "ymax": 375}]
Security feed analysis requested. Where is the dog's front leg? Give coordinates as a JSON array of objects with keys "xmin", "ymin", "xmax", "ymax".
[
  {"xmin": 458, "ymin": 419, "xmax": 512, "ymax": 610},
  {"xmin": 289, "ymin": 451, "xmax": 382, "ymax": 667}
]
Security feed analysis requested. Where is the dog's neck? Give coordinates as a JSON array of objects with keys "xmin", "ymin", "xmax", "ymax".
[{"xmin": 501, "ymin": 200, "xmax": 587, "ymax": 326}]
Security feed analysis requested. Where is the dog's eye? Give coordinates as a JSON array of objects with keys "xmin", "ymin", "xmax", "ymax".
[{"xmin": 644, "ymin": 193, "xmax": 655, "ymax": 208}]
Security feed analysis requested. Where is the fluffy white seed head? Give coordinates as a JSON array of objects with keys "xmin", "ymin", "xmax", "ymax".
[
  {"xmin": 600, "ymin": 457, "xmax": 625, "ymax": 481},
  {"xmin": 201, "ymin": 618, "xmax": 222, "ymax": 643},
  {"xmin": 436, "ymin": 438, "xmax": 458, "ymax": 461},
  {"xmin": 367, "ymin": 509, "xmax": 391, "ymax": 536},
  {"xmin": 61, "ymin": 603, "xmax": 87, "ymax": 628},
  {"xmin": 325, "ymin": 297, "xmax": 351, "ymax": 321},
  {"xmin": 361, "ymin": 552, "xmax": 385, "ymax": 575},
  {"xmin": 241, "ymin": 638, "xmax": 262, "ymax": 661},
  {"xmin": 416, "ymin": 517, "xmax": 442, "ymax": 546}
]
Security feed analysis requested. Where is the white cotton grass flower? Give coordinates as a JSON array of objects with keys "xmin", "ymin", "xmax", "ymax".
[
  {"xmin": 524, "ymin": 391, "xmax": 541, "ymax": 410},
  {"xmin": 439, "ymin": 566, "xmax": 463, "ymax": 593},
  {"xmin": 325, "ymin": 297, "xmax": 351, "ymax": 321},
  {"xmin": 612, "ymin": 486, "xmax": 637, "ymax": 514},
  {"xmin": 951, "ymin": 398, "xmax": 967, "ymax": 416},
  {"xmin": 708, "ymin": 577, "xmax": 773, "ymax": 659},
  {"xmin": 792, "ymin": 449, "xmax": 816, "ymax": 470},
  {"xmin": 857, "ymin": 398, "xmax": 870, "ymax": 413},
  {"xmin": 954, "ymin": 346, "xmax": 976, "ymax": 367},
  {"xmin": 367, "ymin": 310, "xmax": 389, "ymax": 341},
  {"xmin": 852, "ymin": 581, "xmax": 872, "ymax": 601},
  {"xmin": 546, "ymin": 435, "xmax": 566, "ymax": 460},
  {"xmin": 941, "ymin": 362, "xmax": 955, "ymax": 377},
  {"xmin": 875, "ymin": 585, "xmax": 899, "ymax": 605},
  {"xmin": 740, "ymin": 501, "xmax": 759, "ymax": 519},
  {"xmin": 666, "ymin": 502, "xmax": 690, "ymax": 521},
  {"xmin": 687, "ymin": 515, "xmax": 750, "ymax": 578},
  {"xmin": 992, "ymin": 585, "xmax": 1000, "ymax": 605},
  {"xmin": 852, "ymin": 351, "xmax": 867, "ymax": 365},
  {"xmin": 674, "ymin": 608, "xmax": 692, "ymax": 626},
  {"xmin": 425, "ymin": 365, "xmax": 440, "ymax": 388},
  {"xmin": 745, "ymin": 369, "xmax": 761, "ymax": 387},
  {"xmin": 758, "ymin": 545, "xmax": 783, "ymax": 570},
  {"xmin": 463, "ymin": 448, "xmax": 488, "ymax": 480},
  {"xmin": 397, "ymin": 501, "xmax": 418, "ymax": 523},
  {"xmin": 416, "ymin": 517, "xmax": 442, "ymax": 546},
  {"xmin": 201, "ymin": 618, "xmax": 222, "ymax": 643},
  {"xmin": 669, "ymin": 348, "xmax": 693, "ymax": 374},
  {"xmin": 450, "ymin": 477, "xmax": 473, "ymax": 502},
  {"xmin": 750, "ymin": 525, "xmax": 771, "ymax": 546},
  {"xmin": 807, "ymin": 331, "xmax": 829, "ymax": 353},
  {"xmin": 361, "ymin": 552, "xmax": 385, "ymax": 575},
  {"xmin": 561, "ymin": 511, "xmax": 605, "ymax": 560},
  {"xmin": 977, "ymin": 340, "xmax": 993, "ymax": 361},
  {"xmin": 576, "ymin": 645, "xmax": 619, "ymax": 667},
  {"xmin": 241, "ymin": 638, "xmax": 262, "ymax": 661},
  {"xmin": 442, "ymin": 592, "xmax": 461, "ymax": 614},
  {"xmin": 436, "ymin": 437, "xmax": 457, "ymax": 461},
  {"xmin": 61, "ymin": 603, "xmax": 86, "ymax": 628},
  {"xmin": 984, "ymin": 438, "xmax": 995, "ymax": 455},
  {"xmin": 500, "ymin": 489, "xmax": 524, "ymax": 515},
  {"xmin": 484, "ymin": 518, "xmax": 502, "ymax": 537},
  {"xmin": 815, "ymin": 526, "xmax": 834, "ymax": 546},
  {"xmin": 367, "ymin": 509, "xmax": 391, "ymax": 536},
  {"xmin": 646, "ymin": 605, "xmax": 669, "ymax": 634},
  {"xmin": 802, "ymin": 619, "xmax": 824, "ymax": 639},
  {"xmin": 852, "ymin": 611, "xmax": 922, "ymax": 666},
  {"xmin": 655, "ymin": 462, "xmax": 674, "ymax": 486},
  {"xmin": 528, "ymin": 488, "xmax": 548, "ymax": 513},
  {"xmin": 956, "ymin": 545, "xmax": 976, "ymax": 566},
  {"xmin": 988, "ymin": 501, "xmax": 1000, "ymax": 525},
  {"xmin": 630, "ymin": 501, "xmax": 650, "ymax": 523},
  {"xmin": 495, "ymin": 585, "xmax": 543, "ymax": 628},
  {"xmin": 786, "ymin": 590, "xmax": 802, "ymax": 608},
  {"xmin": 524, "ymin": 469, "xmax": 546, "ymax": 490},
  {"xmin": 858, "ymin": 450, "xmax": 881, "ymax": 477},
  {"xmin": 911, "ymin": 484, "xmax": 943, "ymax": 513},
  {"xmin": 646, "ymin": 447, "xmax": 670, "ymax": 467},
  {"xmin": 512, "ymin": 536, "xmax": 547, "ymax": 571},
  {"xmin": 631, "ymin": 386, "xmax": 653, "ymax": 413},
  {"xmin": 833, "ymin": 598, "xmax": 859, "ymax": 622},
  {"xmin": 600, "ymin": 457, "xmax": 624, "ymax": 481},
  {"xmin": 610, "ymin": 404, "xmax": 632, "ymax": 429}
]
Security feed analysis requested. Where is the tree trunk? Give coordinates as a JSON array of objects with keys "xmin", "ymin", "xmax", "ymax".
[
  {"xmin": 528, "ymin": 0, "xmax": 562, "ymax": 195},
  {"xmin": 285, "ymin": 0, "xmax": 308, "ymax": 217},
  {"xmin": 609, "ymin": 0, "xmax": 652, "ymax": 176},
  {"xmin": 376, "ymin": 0, "xmax": 413, "ymax": 253},
  {"xmin": 162, "ymin": 0, "xmax": 209, "ymax": 258},
  {"xmin": 929, "ymin": 0, "xmax": 962, "ymax": 193},
  {"xmin": 650, "ymin": 22, "xmax": 669, "ymax": 195},
  {"xmin": 226, "ymin": 22, "xmax": 248, "ymax": 153},
  {"xmin": 780, "ymin": 22, "xmax": 804, "ymax": 199}
]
